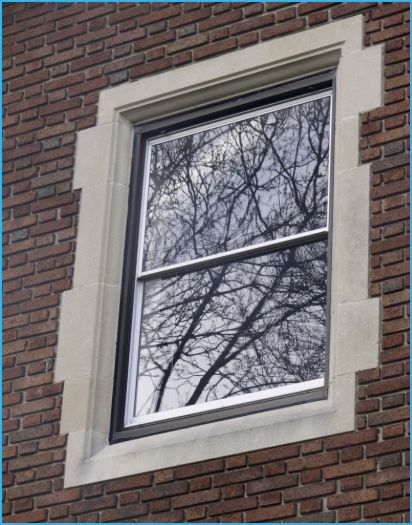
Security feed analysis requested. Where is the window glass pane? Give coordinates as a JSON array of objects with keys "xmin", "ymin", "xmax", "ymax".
[
  {"xmin": 143, "ymin": 96, "xmax": 330, "ymax": 270},
  {"xmin": 135, "ymin": 240, "xmax": 327, "ymax": 418}
]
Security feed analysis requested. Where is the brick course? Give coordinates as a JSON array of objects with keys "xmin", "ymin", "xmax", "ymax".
[{"xmin": 2, "ymin": 2, "xmax": 409, "ymax": 523}]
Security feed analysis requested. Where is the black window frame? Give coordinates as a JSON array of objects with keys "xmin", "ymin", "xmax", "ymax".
[{"xmin": 110, "ymin": 70, "xmax": 335, "ymax": 444}]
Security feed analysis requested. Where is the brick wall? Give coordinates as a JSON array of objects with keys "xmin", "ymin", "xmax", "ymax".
[{"xmin": 2, "ymin": 2, "xmax": 409, "ymax": 522}]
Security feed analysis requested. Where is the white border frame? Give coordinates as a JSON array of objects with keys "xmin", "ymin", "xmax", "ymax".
[
  {"xmin": 126, "ymin": 90, "xmax": 332, "ymax": 427},
  {"xmin": 56, "ymin": 16, "xmax": 382, "ymax": 487}
]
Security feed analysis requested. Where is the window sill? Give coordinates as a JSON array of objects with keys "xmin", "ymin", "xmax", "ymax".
[{"xmin": 65, "ymin": 372, "xmax": 353, "ymax": 487}]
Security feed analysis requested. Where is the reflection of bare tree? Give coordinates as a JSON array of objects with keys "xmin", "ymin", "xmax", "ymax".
[
  {"xmin": 137, "ymin": 242, "xmax": 327, "ymax": 415},
  {"xmin": 135, "ymin": 96, "xmax": 330, "ymax": 416},
  {"xmin": 144, "ymin": 97, "xmax": 330, "ymax": 269}
]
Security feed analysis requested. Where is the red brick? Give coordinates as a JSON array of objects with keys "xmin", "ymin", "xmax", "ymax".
[
  {"xmin": 134, "ymin": 30, "xmax": 176, "ymax": 53},
  {"xmin": 193, "ymin": 38, "xmax": 237, "ymax": 60},
  {"xmin": 284, "ymin": 481, "xmax": 336, "ymax": 501},
  {"xmin": 325, "ymin": 429, "xmax": 378, "ymax": 450},
  {"xmin": 371, "ymin": 23, "xmax": 410, "ymax": 43},
  {"xmin": 9, "ymin": 452, "xmax": 53, "ymax": 472},
  {"xmin": 12, "ymin": 397, "xmax": 54, "ymax": 417},
  {"xmin": 173, "ymin": 488, "xmax": 221, "ymax": 508},
  {"xmin": 382, "ymin": 421, "xmax": 406, "ymax": 439},
  {"xmin": 231, "ymin": 14, "xmax": 274, "ymax": 35},
  {"xmin": 366, "ymin": 436, "xmax": 410, "ymax": 457},
  {"xmin": 264, "ymin": 461, "xmax": 287, "ymax": 477},
  {"xmin": 185, "ymin": 505, "xmax": 207, "ymax": 521},
  {"xmin": 141, "ymin": 481, "xmax": 189, "ymax": 502},
  {"xmin": 71, "ymin": 495, "xmax": 117, "ymax": 515},
  {"xmin": 214, "ymin": 466, "xmax": 262, "ymax": 487},
  {"xmin": 119, "ymin": 491, "xmax": 140, "ymax": 506},
  {"xmin": 261, "ymin": 18, "xmax": 306, "ymax": 39},
  {"xmin": 209, "ymin": 496, "xmax": 258, "ymax": 516},
  {"xmin": 108, "ymin": 4, "xmax": 150, "ymax": 25},
  {"xmin": 68, "ymin": 77, "xmax": 109, "ymax": 97},
  {"xmin": 300, "ymin": 469, "xmax": 323, "ymax": 484},
  {"xmin": 10, "ymin": 70, "xmax": 50, "ymax": 91},
  {"xmin": 222, "ymin": 484, "xmax": 244, "ymax": 500},
  {"xmin": 36, "ymin": 464, "xmax": 65, "ymax": 480},
  {"xmin": 14, "ymin": 46, "xmax": 54, "ymax": 66},
  {"xmin": 176, "ymin": 459, "xmax": 224, "ymax": 479},
  {"xmin": 70, "ymin": 50, "xmax": 112, "ymax": 72},
  {"xmin": 169, "ymin": 7, "xmax": 212, "ymax": 28},
  {"xmin": 14, "ymin": 372, "xmax": 53, "ymax": 391},
  {"xmin": 101, "ymin": 504, "xmax": 149, "ymax": 522},
  {"xmin": 225, "ymin": 455, "xmax": 246, "ymax": 470},
  {"xmin": 47, "ymin": 24, "xmax": 87, "ymax": 44},
  {"xmin": 309, "ymin": 10, "xmax": 329, "ymax": 26},
  {"xmin": 130, "ymin": 57, "xmax": 173, "ymax": 79},
  {"xmin": 298, "ymin": 3, "xmax": 336, "ymax": 15},
  {"xmin": 247, "ymin": 474, "xmax": 298, "ymax": 494},
  {"xmin": 364, "ymin": 497, "xmax": 410, "ymax": 518},
  {"xmin": 246, "ymin": 502, "xmax": 296, "ymax": 522},
  {"xmin": 167, "ymin": 33, "xmax": 209, "ymax": 54},
  {"xmin": 106, "ymin": 28, "xmax": 146, "ymax": 49},
  {"xmin": 371, "ymin": 3, "xmax": 410, "ymax": 19},
  {"xmin": 325, "ymin": 459, "xmax": 376, "ymax": 480},
  {"xmin": 138, "ymin": 5, "xmax": 181, "ymax": 26},
  {"xmin": 38, "ymin": 435, "xmax": 66, "ymax": 450},
  {"xmin": 153, "ymin": 469, "xmax": 174, "ymax": 484},
  {"xmin": 106, "ymin": 473, "xmax": 153, "ymax": 493},
  {"xmin": 328, "ymin": 488, "xmax": 379, "ymax": 508},
  {"xmin": 248, "ymin": 444, "xmax": 300, "ymax": 465},
  {"xmin": 5, "ymin": 509, "xmax": 48, "ymax": 522},
  {"xmin": 8, "ymin": 480, "xmax": 52, "ymax": 500},
  {"xmin": 149, "ymin": 498, "xmax": 172, "ymax": 516},
  {"xmin": 366, "ymin": 375, "xmax": 410, "ymax": 396},
  {"xmin": 136, "ymin": 510, "xmax": 184, "ymax": 522},
  {"xmin": 199, "ymin": 10, "xmax": 243, "ymax": 31},
  {"xmin": 3, "ymin": 263, "xmax": 35, "ymax": 281},
  {"xmin": 287, "ymin": 451, "xmax": 338, "ymax": 472}
]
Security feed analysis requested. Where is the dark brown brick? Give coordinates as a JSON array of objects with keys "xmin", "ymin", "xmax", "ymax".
[
  {"xmin": 214, "ymin": 466, "xmax": 262, "ymax": 487},
  {"xmin": 261, "ymin": 18, "xmax": 306, "ymax": 39},
  {"xmin": 209, "ymin": 496, "xmax": 258, "ymax": 516},
  {"xmin": 247, "ymin": 474, "xmax": 298, "ymax": 494},
  {"xmin": 246, "ymin": 502, "xmax": 296, "ymax": 522},
  {"xmin": 328, "ymin": 488, "xmax": 379, "ymax": 508},
  {"xmin": 101, "ymin": 503, "xmax": 149, "ymax": 522},
  {"xmin": 176, "ymin": 459, "xmax": 224, "ymax": 479},
  {"xmin": 4, "ymin": 509, "xmax": 48, "ymax": 522},
  {"xmin": 173, "ymin": 488, "xmax": 221, "ymax": 508},
  {"xmin": 364, "ymin": 497, "xmax": 410, "ymax": 518},
  {"xmin": 248, "ymin": 444, "xmax": 300, "ymax": 465},
  {"xmin": 37, "ymin": 488, "xmax": 82, "ymax": 507},
  {"xmin": 325, "ymin": 429, "xmax": 378, "ymax": 450},
  {"xmin": 284, "ymin": 481, "xmax": 336, "ymax": 501},
  {"xmin": 141, "ymin": 481, "xmax": 189, "ymax": 502},
  {"xmin": 130, "ymin": 57, "xmax": 173, "ymax": 79},
  {"xmin": 71, "ymin": 495, "xmax": 117, "ymax": 515},
  {"xmin": 8, "ymin": 480, "xmax": 52, "ymax": 500},
  {"xmin": 325, "ymin": 459, "xmax": 376, "ymax": 480},
  {"xmin": 106, "ymin": 473, "xmax": 153, "ymax": 493}
]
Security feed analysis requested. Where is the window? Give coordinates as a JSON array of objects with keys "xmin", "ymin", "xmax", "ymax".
[
  {"xmin": 57, "ymin": 15, "xmax": 382, "ymax": 486},
  {"xmin": 112, "ymin": 74, "xmax": 334, "ymax": 440}
]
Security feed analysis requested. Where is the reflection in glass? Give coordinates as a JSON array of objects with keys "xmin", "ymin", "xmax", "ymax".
[
  {"xmin": 136, "ymin": 241, "xmax": 327, "ymax": 417},
  {"xmin": 143, "ymin": 96, "xmax": 330, "ymax": 270}
]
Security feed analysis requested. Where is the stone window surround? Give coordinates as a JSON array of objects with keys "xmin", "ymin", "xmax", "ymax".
[{"xmin": 55, "ymin": 15, "xmax": 382, "ymax": 488}]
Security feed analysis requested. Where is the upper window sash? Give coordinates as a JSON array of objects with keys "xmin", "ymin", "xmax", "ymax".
[{"xmin": 136, "ymin": 90, "xmax": 332, "ymax": 280}]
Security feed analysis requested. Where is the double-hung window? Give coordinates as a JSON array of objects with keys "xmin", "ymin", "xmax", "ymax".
[{"xmin": 111, "ymin": 73, "xmax": 334, "ymax": 441}]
